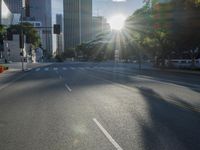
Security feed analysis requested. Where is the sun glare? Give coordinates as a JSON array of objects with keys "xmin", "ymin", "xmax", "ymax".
[{"xmin": 109, "ymin": 14, "xmax": 126, "ymax": 30}]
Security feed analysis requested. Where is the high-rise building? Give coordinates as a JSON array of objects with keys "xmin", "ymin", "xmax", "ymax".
[
  {"xmin": 56, "ymin": 14, "xmax": 64, "ymax": 55},
  {"xmin": 29, "ymin": 0, "xmax": 52, "ymax": 52},
  {"xmin": 0, "ymin": 0, "xmax": 12, "ymax": 59},
  {"xmin": 3, "ymin": 0, "xmax": 22, "ymax": 13},
  {"xmin": 63, "ymin": 0, "xmax": 92, "ymax": 49},
  {"xmin": 56, "ymin": 14, "xmax": 63, "ymax": 33},
  {"xmin": 1, "ymin": 0, "xmax": 52, "ymax": 52},
  {"xmin": 92, "ymin": 16, "xmax": 111, "ymax": 39},
  {"xmin": 0, "ymin": 0, "xmax": 12, "ymax": 25}
]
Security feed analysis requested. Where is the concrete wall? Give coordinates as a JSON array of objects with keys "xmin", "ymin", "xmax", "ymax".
[{"xmin": 4, "ymin": 35, "xmax": 29, "ymax": 62}]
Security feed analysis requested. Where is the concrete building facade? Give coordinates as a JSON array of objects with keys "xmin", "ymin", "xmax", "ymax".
[
  {"xmin": 92, "ymin": 16, "xmax": 110, "ymax": 39},
  {"xmin": 29, "ymin": 0, "xmax": 52, "ymax": 52},
  {"xmin": 0, "ymin": 0, "xmax": 13, "ymax": 60},
  {"xmin": 4, "ymin": 35, "xmax": 29, "ymax": 62},
  {"xmin": 0, "ymin": 0, "xmax": 13, "ymax": 25},
  {"xmin": 56, "ymin": 14, "xmax": 64, "ymax": 55},
  {"xmin": 63, "ymin": 0, "xmax": 92, "ymax": 50},
  {"xmin": 3, "ymin": 0, "xmax": 22, "ymax": 14},
  {"xmin": 1, "ymin": 0, "xmax": 53, "ymax": 53}
]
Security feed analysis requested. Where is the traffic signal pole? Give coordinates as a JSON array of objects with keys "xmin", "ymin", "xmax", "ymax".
[{"xmin": 20, "ymin": 6, "xmax": 25, "ymax": 71}]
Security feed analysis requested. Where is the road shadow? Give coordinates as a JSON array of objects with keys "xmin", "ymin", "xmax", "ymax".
[{"xmin": 136, "ymin": 87, "xmax": 200, "ymax": 150}]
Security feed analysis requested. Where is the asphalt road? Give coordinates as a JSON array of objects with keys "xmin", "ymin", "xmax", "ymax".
[{"xmin": 0, "ymin": 62, "xmax": 200, "ymax": 150}]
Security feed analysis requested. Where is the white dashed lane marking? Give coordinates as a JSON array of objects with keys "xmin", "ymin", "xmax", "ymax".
[
  {"xmin": 93, "ymin": 118, "xmax": 123, "ymax": 150},
  {"xmin": 65, "ymin": 84, "xmax": 72, "ymax": 92}
]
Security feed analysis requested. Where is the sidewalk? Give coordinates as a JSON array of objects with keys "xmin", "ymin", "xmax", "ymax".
[
  {"xmin": 0, "ymin": 69, "xmax": 24, "ymax": 91},
  {"xmin": 129, "ymin": 63, "xmax": 200, "ymax": 75},
  {"xmin": 0, "ymin": 62, "xmax": 51, "ymax": 91},
  {"xmin": 159, "ymin": 68, "xmax": 200, "ymax": 75},
  {"xmin": 1, "ymin": 62, "xmax": 52, "ymax": 72}
]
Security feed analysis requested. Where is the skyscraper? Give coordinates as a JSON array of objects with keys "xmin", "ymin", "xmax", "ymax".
[
  {"xmin": 2, "ymin": 0, "xmax": 52, "ymax": 52},
  {"xmin": 92, "ymin": 16, "xmax": 110, "ymax": 39},
  {"xmin": 0, "ymin": 0, "xmax": 12, "ymax": 25},
  {"xmin": 29, "ymin": 0, "xmax": 52, "ymax": 52},
  {"xmin": 56, "ymin": 14, "xmax": 64, "ymax": 55},
  {"xmin": 63, "ymin": 0, "xmax": 92, "ymax": 49},
  {"xmin": 3, "ymin": 0, "xmax": 22, "ymax": 13}
]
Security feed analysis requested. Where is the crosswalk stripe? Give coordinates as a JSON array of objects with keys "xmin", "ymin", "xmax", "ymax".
[
  {"xmin": 36, "ymin": 68, "xmax": 40, "ymax": 71},
  {"xmin": 44, "ymin": 68, "xmax": 49, "ymax": 71},
  {"xmin": 33, "ymin": 66, "xmax": 124, "ymax": 72},
  {"xmin": 78, "ymin": 67, "xmax": 84, "ymax": 70}
]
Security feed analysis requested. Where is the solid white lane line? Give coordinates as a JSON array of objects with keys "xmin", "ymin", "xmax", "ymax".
[
  {"xmin": 65, "ymin": 84, "xmax": 72, "ymax": 92},
  {"xmin": 36, "ymin": 68, "xmax": 40, "ymax": 71},
  {"xmin": 93, "ymin": 118, "xmax": 123, "ymax": 150},
  {"xmin": 44, "ymin": 67, "xmax": 49, "ymax": 71}
]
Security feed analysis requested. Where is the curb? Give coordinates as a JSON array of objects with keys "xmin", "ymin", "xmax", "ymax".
[{"xmin": 163, "ymin": 69, "xmax": 200, "ymax": 75}]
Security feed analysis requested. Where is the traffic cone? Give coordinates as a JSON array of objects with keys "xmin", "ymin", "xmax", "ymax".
[{"xmin": 0, "ymin": 65, "xmax": 4, "ymax": 73}]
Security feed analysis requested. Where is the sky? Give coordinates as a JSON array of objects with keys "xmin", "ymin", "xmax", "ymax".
[
  {"xmin": 51, "ymin": 0, "xmax": 144, "ymax": 51},
  {"xmin": 52, "ymin": 0, "xmax": 144, "ymax": 23}
]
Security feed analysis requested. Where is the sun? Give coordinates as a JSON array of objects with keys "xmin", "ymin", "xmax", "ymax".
[{"xmin": 109, "ymin": 14, "xmax": 126, "ymax": 30}]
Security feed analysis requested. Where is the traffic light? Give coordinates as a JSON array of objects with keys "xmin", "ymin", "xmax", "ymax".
[
  {"xmin": 53, "ymin": 24, "xmax": 61, "ymax": 34},
  {"xmin": 0, "ymin": 35, "xmax": 4, "ymax": 52},
  {"xmin": 26, "ymin": 35, "xmax": 31, "ymax": 44},
  {"xmin": 0, "ymin": 36, "xmax": 3, "ymax": 45},
  {"xmin": 19, "ymin": 33, "xmax": 24, "ymax": 49},
  {"xmin": 6, "ymin": 29, "xmax": 13, "ymax": 41}
]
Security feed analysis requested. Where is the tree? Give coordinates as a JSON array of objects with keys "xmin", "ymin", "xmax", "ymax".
[
  {"xmin": 124, "ymin": 0, "xmax": 200, "ymax": 68},
  {"xmin": 7, "ymin": 22, "xmax": 41, "ymax": 47},
  {"xmin": 0, "ymin": 25, "xmax": 6, "ymax": 52}
]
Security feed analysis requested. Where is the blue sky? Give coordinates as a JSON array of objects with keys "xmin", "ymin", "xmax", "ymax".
[{"xmin": 52, "ymin": 0, "xmax": 144, "ymax": 22}]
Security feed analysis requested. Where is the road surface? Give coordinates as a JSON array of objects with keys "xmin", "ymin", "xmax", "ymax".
[{"xmin": 0, "ymin": 62, "xmax": 200, "ymax": 150}]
